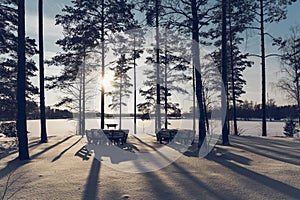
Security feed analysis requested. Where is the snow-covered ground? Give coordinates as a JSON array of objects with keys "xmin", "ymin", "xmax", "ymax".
[
  {"xmin": 25, "ymin": 118, "xmax": 297, "ymax": 138},
  {"xmin": 1, "ymin": 134, "xmax": 300, "ymax": 199}
]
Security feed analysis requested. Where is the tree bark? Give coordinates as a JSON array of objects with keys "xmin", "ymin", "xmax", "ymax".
[
  {"xmin": 155, "ymin": 0, "xmax": 161, "ymax": 132},
  {"xmin": 17, "ymin": 0, "xmax": 29, "ymax": 160},
  {"xmin": 78, "ymin": 68, "xmax": 82, "ymax": 135},
  {"xmin": 100, "ymin": 0, "xmax": 105, "ymax": 129},
  {"xmin": 260, "ymin": 0, "xmax": 267, "ymax": 136},
  {"xmin": 39, "ymin": 0, "xmax": 47, "ymax": 143},
  {"xmin": 119, "ymin": 60, "xmax": 123, "ymax": 130},
  {"xmin": 221, "ymin": 0, "xmax": 230, "ymax": 145},
  {"xmin": 191, "ymin": 0, "xmax": 206, "ymax": 148},
  {"xmin": 82, "ymin": 48, "xmax": 86, "ymax": 137},
  {"xmin": 164, "ymin": 35, "xmax": 168, "ymax": 130},
  {"xmin": 133, "ymin": 36, "xmax": 137, "ymax": 134},
  {"xmin": 203, "ymin": 89, "xmax": 209, "ymax": 133},
  {"xmin": 229, "ymin": 0, "xmax": 238, "ymax": 136},
  {"xmin": 192, "ymin": 65, "xmax": 196, "ymax": 135},
  {"xmin": 297, "ymin": 67, "xmax": 300, "ymax": 127}
]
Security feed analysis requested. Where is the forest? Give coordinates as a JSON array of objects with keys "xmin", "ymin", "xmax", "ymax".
[{"xmin": 0, "ymin": 0, "xmax": 299, "ymax": 160}]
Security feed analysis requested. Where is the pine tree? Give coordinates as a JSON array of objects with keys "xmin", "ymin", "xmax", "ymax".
[
  {"xmin": 17, "ymin": 0, "xmax": 29, "ymax": 160},
  {"xmin": 39, "ymin": 0, "xmax": 47, "ymax": 143},
  {"xmin": 248, "ymin": 0, "xmax": 297, "ymax": 136},
  {"xmin": 108, "ymin": 54, "xmax": 133, "ymax": 130},
  {"xmin": 138, "ymin": 29, "xmax": 191, "ymax": 129},
  {"xmin": 161, "ymin": 0, "xmax": 217, "ymax": 147},
  {"xmin": 221, "ymin": 0, "xmax": 229, "ymax": 145},
  {"xmin": 0, "ymin": 0, "xmax": 38, "ymax": 159},
  {"xmin": 47, "ymin": 1, "xmax": 99, "ymax": 135},
  {"xmin": 205, "ymin": 0, "xmax": 255, "ymax": 139},
  {"xmin": 47, "ymin": 0, "xmax": 136, "ymax": 132},
  {"xmin": 138, "ymin": 0, "xmax": 163, "ymax": 132},
  {"xmin": 128, "ymin": 29, "xmax": 145, "ymax": 134},
  {"xmin": 0, "ymin": 0, "xmax": 38, "ymax": 121}
]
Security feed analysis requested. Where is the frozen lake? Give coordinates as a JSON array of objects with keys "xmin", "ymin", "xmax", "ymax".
[{"xmin": 25, "ymin": 118, "xmax": 297, "ymax": 138}]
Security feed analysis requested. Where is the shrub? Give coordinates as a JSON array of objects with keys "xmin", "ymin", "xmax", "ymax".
[
  {"xmin": 283, "ymin": 119, "xmax": 299, "ymax": 137},
  {"xmin": 0, "ymin": 122, "xmax": 17, "ymax": 137}
]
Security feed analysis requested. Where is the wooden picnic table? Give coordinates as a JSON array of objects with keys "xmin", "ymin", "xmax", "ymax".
[{"xmin": 106, "ymin": 123, "xmax": 118, "ymax": 129}]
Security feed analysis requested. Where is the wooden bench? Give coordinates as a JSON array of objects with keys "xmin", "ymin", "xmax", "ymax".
[
  {"xmin": 156, "ymin": 129, "xmax": 178, "ymax": 144},
  {"xmin": 156, "ymin": 129, "xmax": 195, "ymax": 145},
  {"xmin": 86, "ymin": 129, "xmax": 129, "ymax": 145},
  {"xmin": 175, "ymin": 130, "xmax": 195, "ymax": 145},
  {"xmin": 86, "ymin": 129, "xmax": 108, "ymax": 145}
]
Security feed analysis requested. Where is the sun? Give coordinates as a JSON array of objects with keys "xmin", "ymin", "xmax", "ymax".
[{"xmin": 101, "ymin": 72, "xmax": 114, "ymax": 90}]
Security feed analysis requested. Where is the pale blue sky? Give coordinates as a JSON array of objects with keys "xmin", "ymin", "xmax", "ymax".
[{"xmin": 25, "ymin": 0, "xmax": 300, "ymax": 112}]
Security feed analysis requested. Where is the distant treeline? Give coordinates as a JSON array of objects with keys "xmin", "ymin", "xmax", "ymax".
[
  {"xmin": 1, "ymin": 103, "xmax": 296, "ymax": 121},
  {"xmin": 229, "ymin": 104, "xmax": 298, "ymax": 120},
  {"xmin": 182, "ymin": 102, "xmax": 298, "ymax": 121},
  {"xmin": 0, "ymin": 104, "xmax": 73, "ymax": 121}
]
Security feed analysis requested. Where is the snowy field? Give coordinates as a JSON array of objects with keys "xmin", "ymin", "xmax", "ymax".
[{"xmin": 24, "ymin": 118, "xmax": 299, "ymax": 138}]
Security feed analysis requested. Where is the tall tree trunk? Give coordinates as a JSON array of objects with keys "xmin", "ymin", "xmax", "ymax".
[
  {"xmin": 191, "ymin": 0, "xmax": 206, "ymax": 148},
  {"xmin": 260, "ymin": 0, "xmax": 267, "ymax": 136},
  {"xmin": 228, "ymin": 0, "xmax": 238, "ymax": 136},
  {"xmin": 230, "ymin": 54, "xmax": 238, "ymax": 135},
  {"xmin": 78, "ymin": 68, "xmax": 82, "ymax": 135},
  {"xmin": 155, "ymin": 0, "xmax": 161, "ymax": 132},
  {"xmin": 164, "ymin": 36, "xmax": 168, "ymax": 130},
  {"xmin": 296, "ymin": 64, "xmax": 300, "ymax": 127},
  {"xmin": 133, "ymin": 36, "xmax": 137, "ymax": 134},
  {"xmin": 192, "ymin": 64, "xmax": 196, "ymax": 135},
  {"xmin": 39, "ymin": 0, "xmax": 47, "ymax": 143},
  {"xmin": 119, "ymin": 64, "xmax": 122, "ymax": 130},
  {"xmin": 17, "ymin": 0, "xmax": 29, "ymax": 160},
  {"xmin": 294, "ymin": 44, "xmax": 300, "ymax": 127},
  {"xmin": 100, "ymin": 0, "xmax": 105, "ymax": 129},
  {"xmin": 297, "ymin": 69, "xmax": 300, "ymax": 127},
  {"xmin": 203, "ymin": 89, "xmax": 209, "ymax": 133},
  {"xmin": 221, "ymin": 0, "xmax": 230, "ymax": 145},
  {"xmin": 82, "ymin": 49, "xmax": 86, "ymax": 137}
]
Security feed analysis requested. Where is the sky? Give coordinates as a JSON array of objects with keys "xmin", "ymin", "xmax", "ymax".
[{"xmin": 24, "ymin": 0, "xmax": 300, "ymax": 113}]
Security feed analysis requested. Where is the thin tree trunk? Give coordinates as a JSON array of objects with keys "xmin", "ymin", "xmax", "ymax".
[
  {"xmin": 296, "ymin": 65, "xmax": 300, "ymax": 127},
  {"xmin": 229, "ymin": 8, "xmax": 238, "ymax": 136},
  {"xmin": 39, "ymin": 0, "xmax": 47, "ymax": 143},
  {"xmin": 191, "ymin": 0, "xmax": 206, "ymax": 148},
  {"xmin": 203, "ymin": 88, "xmax": 209, "ymax": 133},
  {"xmin": 82, "ymin": 49, "xmax": 86, "ymax": 137},
  {"xmin": 100, "ymin": 0, "xmax": 105, "ymax": 129},
  {"xmin": 119, "ymin": 64, "xmax": 122, "ymax": 130},
  {"xmin": 78, "ymin": 67, "xmax": 82, "ymax": 135},
  {"xmin": 133, "ymin": 36, "xmax": 137, "ymax": 134},
  {"xmin": 260, "ymin": 0, "xmax": 267, "ymax": 136},
  {"xmin": 17, "ymin": 0, "xmax": 29, "ymax": 160},
  {"xmin": 155, "ymin": 0, "xmax": 161, "ymax": 132},
  {"xmin": 164, "ymin": 35, "xmax": 168, "ymax": 130},
  {"xmin": 297, "ymin": 70, "xmax": 300, "ymax": 127},
  {"xmin": 230, "ymin": 61, "xmax": 238, "ymax": 135},
  {"xmin": 221, "ymin": 0, "xmax": 230, "ymax": 145},
  {"xmin": 228, "ymin": 0, "xmax": 238, "ymax": 136},
  {"xmin": 192, "ymin": 65, "xmax": 196, "ymax": 135}
]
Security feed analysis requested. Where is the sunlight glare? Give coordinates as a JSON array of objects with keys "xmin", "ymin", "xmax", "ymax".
[{"xmin": 102, "ymin": 72, "xmax": 114, "ymax": 90}]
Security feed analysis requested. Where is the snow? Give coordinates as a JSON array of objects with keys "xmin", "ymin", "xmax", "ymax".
[
  {"xmin": 0, "ymin": 119, "xmax": 300, "ymax": 199},
  {"xmin": 24, "ymin": 118, "xmax": 295, "ymax": 138}
]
